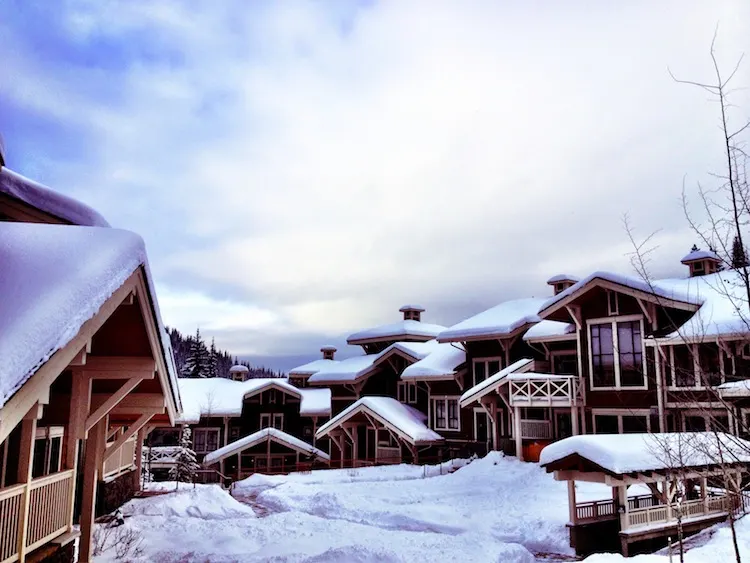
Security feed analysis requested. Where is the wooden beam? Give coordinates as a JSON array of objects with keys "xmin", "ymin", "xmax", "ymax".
[
  {"xmin": 68, "ymin": 346, "xmax": 88, "ymax": 367},
  {"xmin": 17, "ymin": 404, "xmax": 39, "ymax": 561},
  {"xmin": 79, "ymin": 417, "xmax": 107, "ymax": 563},
  {"xmin": 85, "ymin": 377, "xmax": 144, "ymax": 432},
  {"xmin": 103, "ymin": 411, "xmax": 158, "ymax": 463},
  {"xmin": 82, "ymin": 356, "xmax": 156, "ymax": 373}
]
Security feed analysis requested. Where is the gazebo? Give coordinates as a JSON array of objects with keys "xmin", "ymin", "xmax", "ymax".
[{"xmin": 540, "ymin": 433, "xmax": 750, "ymax": 557}]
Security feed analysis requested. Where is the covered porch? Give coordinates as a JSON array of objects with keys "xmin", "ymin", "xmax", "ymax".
[
  {"xmin": 316, "ymin": 397, "xmax": 442, "ymax": 467},
  {"xmin": 460, "ymin": 358, "xmax": 582, "ymax": 460},
  {"xmin": 540, "ymin": 433, "xmax": 750, "ymax": 557}
]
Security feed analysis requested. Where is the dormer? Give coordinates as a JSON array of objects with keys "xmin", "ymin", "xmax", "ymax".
[
  {"xmin": 546, "ymin": 274, "xmax": 580, "ymax": 296},
  {"xmin": 321, "ymin": 345, "xmax": 337, "ymax": 360},
  {"xmin": 681, "ymin": 245, "xmax": 721, "ymax": 277},
  {"xmin": 399, "ymin": 304, "xmax": 425, "ymax": 322},
  {"xmin": 229, "ymin": 364, "xmax": 249, "ymax": 381}
]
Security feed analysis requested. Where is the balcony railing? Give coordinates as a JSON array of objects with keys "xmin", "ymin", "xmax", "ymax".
[
  {"xmin": 103, "ymin": 437, "xmax": 137, "ymax": 478},
  {"xmin": 627, "ymin": 495, "xmax": 733, "ymax": 530},
  {"xmin": 519, "ymin": 419, "xmax": 553, "ymax": 439},
  {"xmin": 510, "ymin": 376, "xmax": 580, "ymax": 407},
  {"xmin": 575, "ymin": 494, "xmax": 661, "ymax": 523},
  {"xmin": 0, "ymin": 469, "xmax": 74, "ymax": 563}
]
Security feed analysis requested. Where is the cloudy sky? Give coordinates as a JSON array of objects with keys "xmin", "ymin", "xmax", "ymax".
[{"xmin": 1, "ymin": 1, "xmax": 748, "ymax": 370}]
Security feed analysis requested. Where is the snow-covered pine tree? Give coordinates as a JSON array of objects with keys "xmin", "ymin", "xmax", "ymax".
[
  {"xmin": 181, "ymin": 328, "xmax": 210, "ymax": 378},
  {"xmin": 208, "ymin": 338, "xmax": 219, "ymax": 378},
  {"xmin": 169, "ymin": 426, "xmax": 199, "ymax": 489},
  {"xmin": 731, "ymin": 235, "xmax": 748, "ymax": 269}
]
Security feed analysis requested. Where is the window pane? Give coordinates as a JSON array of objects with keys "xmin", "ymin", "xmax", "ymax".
[
  {"xmin": 435, "ymin": 400, "xmax": 446, "ymax": 429},
  {"xmin": 474, "ymin": 362, "xmax": 486, "ymax": 385},
  {"xmin": 408, "ymin": 383, "xmax": 417, "ymax": 403},
  {"xmin": 488, "ymin": 361, "xmax": 501, "ymax": 376},
  {"xmin": 594, "ymin": 415, "xmax": 619, "ymax": 434},
  {"xmin": 447, "ymin": 400, "xmax": 459, "ymax": 430},
  {"xmin": 685, "ymin": 416, "xmax": 706, "ymax": 432},
  {"xmin": 397, "ymin": 383, "xmax": 405, "ymax": 402},
  {"xmin": 591, "ymin": 323, "xmax": 616, "ymax": 388},
  {"xmin": 194, "ymin": 430, "xmax": 206, "ymax": 452},
  {"xmin": 673, "ymin": 346, "xmax": 695, "ymax": 387},
  {"xmin": 49, "ymin": 437, "xmax": 61, "ymax": 472},
  {"xmin": 32, "ymin": 439, "xmax": 47, "ymax": 478},
  {"xmin": 619, "ymin": 321, "xmax": 644, "ymax": 387},
  {"xmin": 206, "ymin": 430, "xmax": 219, "ymax": 451},
  {"xmin": 622, "ymin": 416, "xmax": 648, "ymax": 433}
]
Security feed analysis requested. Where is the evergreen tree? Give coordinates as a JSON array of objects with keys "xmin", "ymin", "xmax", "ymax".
[
  {"xmin": 208, "ymin": 338, "xmax": 219, "ymax": 378},
  {"xmin": 731, "ymin": 235, "xmax": 748, "ymax": 269},
  {"xmin": 169, "ymin": 426, "xmax": 199, "ymax": 489},
  {"xmin": 182, "ymin": 328, "xmax": 210, "ymax": 378}
]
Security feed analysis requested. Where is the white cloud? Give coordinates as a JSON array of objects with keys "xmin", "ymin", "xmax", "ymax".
[{"xmin": 2, "ymin": 0, "xmax": 749, "ymax": 361}]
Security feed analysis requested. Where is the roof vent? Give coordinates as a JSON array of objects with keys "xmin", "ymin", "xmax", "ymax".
[
  {"xmin": 399, "ymin": 304, "xmax": 425, "ymax": 322},
  {"xmin": 546, "ymin": 274, "xmax": 579, "ymax": 295},
  {"xmin": 321, "ymin": 345, "xmax": 337, "ymax": 360},
  {"xmin": 681, "ymin": 245, "xmax": 721, "ymax": 277}
]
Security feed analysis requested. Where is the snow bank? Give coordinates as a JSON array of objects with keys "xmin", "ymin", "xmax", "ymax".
[
  {"xmin": 124, "ymin": 484, "xmax": 256, "ymax": 520},
  {"xmin": 438, "ymin": 297, "xmax": 546, "ymax": 342},
  {"xmin": 0, "ymin": 166, "xmax": 110, "ymax": 227},
  {"xmin": 0, "ymin": 223, "xmax": 145, "ymax": 408}
]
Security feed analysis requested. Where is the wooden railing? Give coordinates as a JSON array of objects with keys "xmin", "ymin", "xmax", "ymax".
[
  {"xmin": 575, "ymin": 495, "xmax": 662, "ymax": 524},
  {"xmin": 509, "ymin": 376, "xmax": 580, "ymax": 407},
  {"xmin": 25, "ymin": 470, "xmax": 74, "ymax": 552},
  {"xmin": 0, "ymin": 470, "xmax": 74, "ymax": 563},
  {"xmin": 627, "ymin": 495, "xmax": 731, "ymax": 529},
  {"xmin": 143, "ymin": 446, "xmax": 180, "ymax": 467},
  {"xmin": 519, "ymin": 419, "xmax": 553, "ymax": 439},
  {"xmin": 103, "ymin": 437, "xmax": 136, "ymax": 478}
]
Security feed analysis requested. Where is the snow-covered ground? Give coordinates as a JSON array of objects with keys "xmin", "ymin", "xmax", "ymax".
[{"xmin": 91, "ymin": 453, "xmax": 742, "ymax": 562}]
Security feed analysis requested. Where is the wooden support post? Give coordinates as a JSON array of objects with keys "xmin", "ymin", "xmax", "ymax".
[
  {"xmin": 266, "ymin": 435, "xmax": 271, "ymax": 471},
  {"xmin": 135, "ymin": 427, "xmax": 145, "ymax": 492},
  {"xmin": 223, "ymin": 417, "xmax": 229, "ymax": 447},
  {"xmin": 655, "ymin": 344, "xmax": 667, "ymax": 432},
  {"xmin": 514, "ymin": 406, "xmax": 523, "ymax": 461},
  {"xmin": 571, "ymin": 406, "xmax": 579, "ymax": 436},
  {"xmin": 701, "ymin": 476, "xmax": 709, "ymax": 514},
  {"xmin": 17, "ymin": 404, "xmax": 40, "ymax": 561},
  {"xmin": 79, "ymin": 416, "xmax": 107, "ymax": 563},
  {"xmin": 617, "ymin": 485, "xmax": 628, "ymax": 531},
  {"xmin": 568, "ymin": 480, "xmax": 577, "ymax": 525}
]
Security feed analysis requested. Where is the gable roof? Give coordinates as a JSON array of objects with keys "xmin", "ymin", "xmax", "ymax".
[
  {"xmin": 0, "ymin": 222, "xmax": 164, "ymax": 408},
  {"xmin": 401, "ymin": 343, "xmax": 465, "ymax": 380},
  {"xmin": 437, "ymin": 297, "xmax": 546, "ymax": 343},
  {"xmin": 306, "ymin": 354, "xmax": 380, "ymax": 385},
  {"xmin": 289, "ymin": 358, "xmax": 337, "ymax": 377},
  {"xmin": 347, "ymin": 319, "xmax": 445, "ymax": 345},
  {"xmin": 0, "ymin": 167, "xmax": 109, "ymax": 227},
  {"xmin": 202, "ymin": 427, "xmax": 330, "ymax": 466},
  {"xmin": 316, "ymin": 396, "xmax": 442, "ymax": 445},
  {"xmin": 522, "ymin": 320, "xmax": 575, "ymax": 342},
  {"xmin": 681, "ymin": 248, "xmax": 721, "ymax": 264}
]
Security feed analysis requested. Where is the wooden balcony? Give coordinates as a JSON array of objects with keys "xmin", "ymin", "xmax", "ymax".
[
  {"xmin": 103, "ymin": 437, "xmax": 137, "ymax": 479},
  {"xmin": 0, "ymin": 470, "xmax": 74, "ymax": 563},
  {"xmin": 509, "ymin": 375, "xmax": 580, "ymax": 408},
  {"xmin": 575, "ymin": 494, "xmax": 660, "ymax": 524},
  {"xmin": 519, "ymin": 419, "xmax": 553, "ymax": 440}
]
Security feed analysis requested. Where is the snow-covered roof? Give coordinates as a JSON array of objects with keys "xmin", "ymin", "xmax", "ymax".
[
  {"xmin": 0, "ymin": 222, "xmax": 146, "ymax": 408},
  {"xmin": 522, "ymin": 320, "xmax": 576, "ymax": 341},
  {"xmin": 401, "ymin": 343, "xmax": 465, "ymax": 380},
  {"xmin": 177, "ymin": 377, "xmax": 330, "ymax": 423},
  {"xmin": 203, "ymin": 427, "xmax": 330, "ymax": 466},
  {"xmin": 289, "ymin": 358, "xmax": 338, "ymax": 377},
  {"xmin": 229, "ymin": 364, "xmax": 249, "ymax": 373},
  {"xmin": 717, "ymin": 379, "xmax": 750, "ymax": 398},
  {"xmin": 438, "ymin": 298, "xmax": 546, "ymax": 342},
  {"xmin": 540, "ymin": 432, "xmax": 750, "ymax": 475},
  {"xmin": 383, "ymin": 340, "xmax": 443, "ymax": 361},
  {"xmin": 459, "ymin": 358, "xmax": 533, "ymax": 407},
  {"xmin": 399, "ymin": 304, "xmax": 425, "ymax": 312},
  {"xmin": 307, "ymin": 354, "xmax": 380, "ymax": 385},
  {"xmin": 299, "ymin": 387, "xmax": 332, "ymax": 417},
  {"xmin": 347, "ymin": 320, "xmax": 445, "ymax": 345},
  {"xmin": 547, "ymin": 274, "xmax": 580, "ymax": 284},
  {"xmin": 316, "ymin": 396, "xmax": 443, "ymax": 445},
  {"xmin": 539, "ymin": 271, "xmax": 702, "ymax": 316},
  {"xmin": 0, "ymin": 167, "xmax": 109, "ymax": 227},
  {"xmin": 681, "ymin": 248, "xmax": 721, "ymax": 263}
]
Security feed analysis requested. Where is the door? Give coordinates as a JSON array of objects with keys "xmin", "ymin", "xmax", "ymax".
[{"xmin": 474, "ymin": 410, "xmax": 490, "ymax": 451}]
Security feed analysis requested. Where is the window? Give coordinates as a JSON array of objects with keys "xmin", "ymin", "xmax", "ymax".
[
  {"xmin": 684, "ymin": 415, "xmax": 706, "ymax": 432},
  {"xmin": 268, "ymin": 389, "xmax": 278, "ymax": 404},
  {"xmin": 593, "ymin": 412, "xmax": 650, "ymax": 434},
  {"xmin": 229, "ymin": 427, "xmax": 241, "ymax": 441},
  {"xmin": 472, "ymin": 358, "xmax": 502, "ymax": 387},
  {"xmin": 552, "ymin": 353, "xmax": 577, "ymax": 375},
  {"xmin": 432, "ymin": 398, "xmax": 460, "ymax": 431},
  {"xmin": 607, "ymin": 290, "xmax": 619, "ymax": 316},
  {"xmin": 621, "ymin": 415, "xmax": 648, "ymax": 434},
  {"xmin": 594, "ymin": 415, "xmax": 619, "ymax": 434},
  {"xmin": 193, "ymin": 428, "xmax": 221, "ymax": 453},
  {"xmin": 698, "ymin": 345, "xmax": 722, "ymax": 387},
  {"xmin": 397, "ymin": 381, "xmax": 418, "ymax": 404},
  {"xmin": 260, "ymin": 413, "xmax": 271, "ymax": 429},
  {"xmin": 671, "ymin": 346, "xmax": 696, "ymax": 387},
  {"xmin": 378, "ymin": 429, "xmax": 398, "ymax": 448},
  {"xmin": 589, "ymin": 317, "xmax": 646, "ymax": 389},
  {"xmin": 272, "ymin": 413, "xmax": 284, "ymax": 430}
]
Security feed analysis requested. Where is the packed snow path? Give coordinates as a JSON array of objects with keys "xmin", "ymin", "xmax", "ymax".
[{"xmin": 93, "ymin": 453, "xmax": 744, "ymax": 562}]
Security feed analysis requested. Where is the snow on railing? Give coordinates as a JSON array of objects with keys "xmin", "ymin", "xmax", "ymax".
[{"xmin": 143, "ymin": 446, "xmax": 181, "ymax": 466}]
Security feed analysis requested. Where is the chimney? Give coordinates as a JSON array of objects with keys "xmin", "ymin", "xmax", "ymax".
[
  {"xmin": 547, "ymin": 275, "xmax": 579, "ymax": 295},
  {"xmin": 399, "ymin": 304, "xmax": 425, "ymax": 322},
  {"xmin": 321, "ymin": 345, "xmax": 337, "ymax": 360},
  {"xmin": 681, "ymin": 245, "xmax": 721, "ymax": 277}
]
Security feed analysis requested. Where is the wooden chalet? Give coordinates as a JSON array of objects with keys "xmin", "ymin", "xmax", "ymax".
[
  {"xmin": 0, "ymin": 162, "xmax": 181, "ymax": 563},
  {"xmin": 540, "ymin": 433, "xmax": 750, "ymax": 557}
]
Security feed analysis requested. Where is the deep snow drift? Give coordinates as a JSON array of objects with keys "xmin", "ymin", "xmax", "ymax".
[{"xmin": 93, "ymin": 453, "xmax": 737, "ymax": 562}]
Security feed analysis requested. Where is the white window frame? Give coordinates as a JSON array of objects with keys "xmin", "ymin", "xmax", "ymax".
[
  {"xmin": 193, "ymin": 427, "xmax": 221, "ymax": 453},
  {"xmin": 587, "ymin": 315, "xmax": 648, "ymax": 390},
  {"xmin": 432, "ymin": 396, "xmax": 461, "ymax": 431},
  {"xmin": 681, "ymin": 409, "xmax": 732, "ymax": 433},
  {"xmin": 591, "ymin": 409, "xmax": 651, "ymax": 434},
  {"xmin": 472, "ymin": 357, "xmax": 504, "ymax": 387},
  {"xmin": 664, "ymin": 344, "xmax": 724, "ymax": 390},
  {"xmin": 606, "ymin": 290, "xmax": 619, "ymax": 316},
  {"xmin": 397, "ymin": 381, "xmax": 418, "ymax": 404},
  {"xmin": 272, "ymin": 413, "xmax": 284, "ymax": 430},
  {"xmin": 260, "ymin": 413, "xmax": 271, "ymax": 429}
]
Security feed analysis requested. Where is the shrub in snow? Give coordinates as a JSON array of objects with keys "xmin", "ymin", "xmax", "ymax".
[{"xmin": 169, "ymin": 426, "xmax": 199, "ymax": 489}]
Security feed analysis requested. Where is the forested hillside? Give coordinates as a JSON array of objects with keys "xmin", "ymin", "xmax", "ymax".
[{"xmin": 168, "ymin": 327, "xmax": 284, "ymax": 378}]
